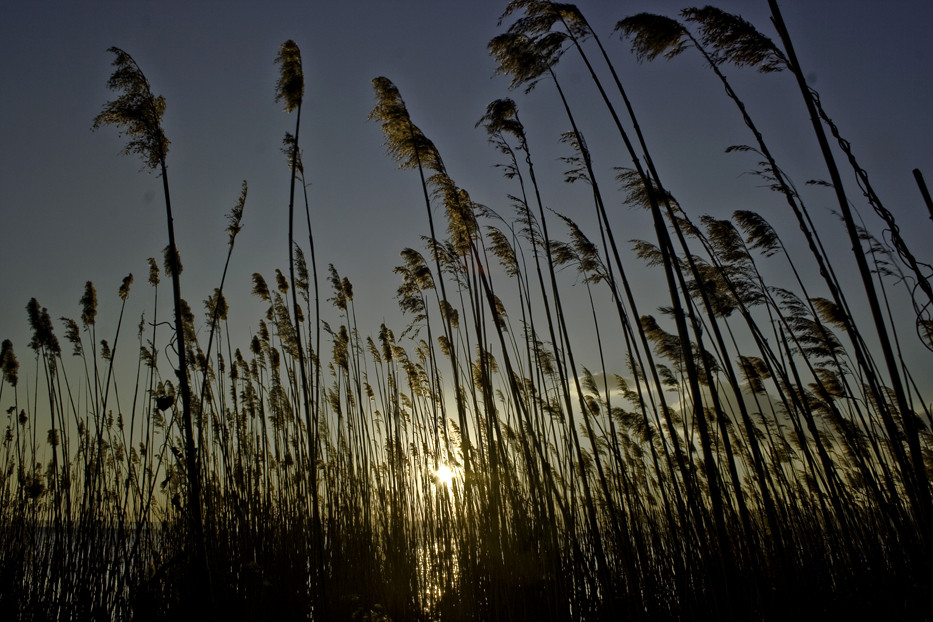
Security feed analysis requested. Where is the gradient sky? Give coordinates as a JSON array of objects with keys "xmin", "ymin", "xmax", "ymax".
[{"xmin": 2, "ymin": 1, "xmax": 931, "ymax": 395}]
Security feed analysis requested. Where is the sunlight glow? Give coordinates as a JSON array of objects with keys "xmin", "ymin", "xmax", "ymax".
[{"xmin": 435, "ymin": 464, "xmax": 456, "ymax": 488}]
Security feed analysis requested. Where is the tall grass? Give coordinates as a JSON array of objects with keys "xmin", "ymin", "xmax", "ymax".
[{"xmin": 1, "ymin": 3, "xmax": 931, "ymax": 620}]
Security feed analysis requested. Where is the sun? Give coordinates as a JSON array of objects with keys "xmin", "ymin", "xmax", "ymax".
[{"xmin": 435, "ymin": 464, "xmax": 456, "ymax": 488}]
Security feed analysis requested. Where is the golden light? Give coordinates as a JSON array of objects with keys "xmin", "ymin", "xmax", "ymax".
[{"xmin": 435, "ymin": 464, "xmax": 455, "ymax": 488}]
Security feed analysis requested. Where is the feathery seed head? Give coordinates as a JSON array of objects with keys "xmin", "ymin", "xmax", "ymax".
[
  {"xmin": 681, "ymin": 7, "xmax": 787, "ymax": 72},
  {"xmin": 227, "ymin": 181, "xmax": 247, "ymax": 245},
  {"xmin": 119, "ymin": 274, "xmax": 133, "ymax": 301},
  {"xmin": 80, "ymin": 281, "xmax": 97, "ymax": 328},
  {"xmin": 100, "ymin": 339, "xmax": 112, "ymax": 361},
  {"xmin": 274, "ymin": 269, "xmax": 289, "ymax": 295},
  {"xmin": 615, "ymin": 13, "xmax": 689, "ymax": 62},
  {"xmin": 281, "ymin": 133, "xmax": 304, "ymax": 173},
  {"xmin": 274, "ymin": 40, "xmax": 304, "ymax": 112},
  {"xmin": 477, "ymin": 98, "xmax": 526, "ymax": 144},
  {"xmin": 328, "ymin": 265, "xmax": 347, "ymax": 311},
  {"xmin": 0, "ymin": 339, "xmax": 18, "ymax": 387},
  {"xmin": 206, "ymin": 288, "xmax": 228, "ymax": 323},
  {"xmin": 92, "ymin": 47, "xmax": 169, "ymax": 170},
  {"xmin": 733, "ymin": 210, "xmax": 781, "ymax": 257},
  {"xmin": 370, "ymin": 77, "xmax": 446, "ymax": 174},
  {"xmin": 294, "ymin": 244, "xmax": 309, "ymax": 294},
  {"xmin": 500, "ymin": 1, "xmax": 588, "ymax": 38},
  {"xmin": 27, "ymin": 299, "xmax": 60, "ymax": 356},
  {"xmin": 60, "ymin": 318, "xmax": 83, "ymax": 356},
  {"xmin": 162, "ymin": 245, "xmax": 182, "ymax": 277},
  {"xmin": 252, "ymin": 273, "xmax": 271, "ymax": 301},
  {"xmin": 147, "ymin": 257, "xmax": 160, "ymax": 286},
  {"xmin": 488, "ymin": 31, "xmax": 565, "ymax": 93}
]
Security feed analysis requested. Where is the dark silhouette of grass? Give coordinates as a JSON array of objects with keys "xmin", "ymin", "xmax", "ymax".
[{"xmin": 1, "ymin": 4, "xmax": 931, "ymax": 620}]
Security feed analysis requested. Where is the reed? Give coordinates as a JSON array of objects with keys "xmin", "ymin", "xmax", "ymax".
[{"xmin": 1, "ymin": 4, "xmax": 930, "ymax": 620}]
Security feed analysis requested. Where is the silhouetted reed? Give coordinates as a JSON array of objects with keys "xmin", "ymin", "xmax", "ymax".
[{"xmin": 1, "ymin": 4, "xmax": 930, "ymax": 620}]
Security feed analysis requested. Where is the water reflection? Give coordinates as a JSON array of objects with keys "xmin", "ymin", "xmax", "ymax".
[{"xmin": 416, "ymin": 538, "xmax": 460, "ymax": 616}]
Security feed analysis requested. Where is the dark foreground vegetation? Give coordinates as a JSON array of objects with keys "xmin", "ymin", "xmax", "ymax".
[{"xmin": 2, "ymin": 2, "xmax": 931, "ymax": 620}]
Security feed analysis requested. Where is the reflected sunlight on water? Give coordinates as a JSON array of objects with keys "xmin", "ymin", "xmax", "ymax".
[{"xmin": 416, "ymin": 538, "xmax": 460, "ymax": 616}]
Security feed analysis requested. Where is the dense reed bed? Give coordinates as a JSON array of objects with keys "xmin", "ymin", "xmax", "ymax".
[{"xmin": 2, "ymin": 2, "xmax": 931, "ymax": 620}]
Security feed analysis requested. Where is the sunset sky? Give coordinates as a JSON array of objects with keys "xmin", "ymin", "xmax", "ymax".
[{"xmin": 1, "ymin": 0, "xmax": 931, "ymax": 388}]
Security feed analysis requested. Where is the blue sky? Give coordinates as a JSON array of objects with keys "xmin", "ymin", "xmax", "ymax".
[{"xmin": 1, "ymin": 0, "xmax": 931, "ymax": 398}]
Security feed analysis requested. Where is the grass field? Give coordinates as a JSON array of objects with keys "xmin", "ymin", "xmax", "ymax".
[{"xmin": 2, "ymin": 2, "xmax": 931, "ymax": 620}]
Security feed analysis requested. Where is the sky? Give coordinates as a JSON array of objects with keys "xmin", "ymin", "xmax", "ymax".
[{"xmin": 1, "ymin": 0, "xmax": 931, "ymax": 401}]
